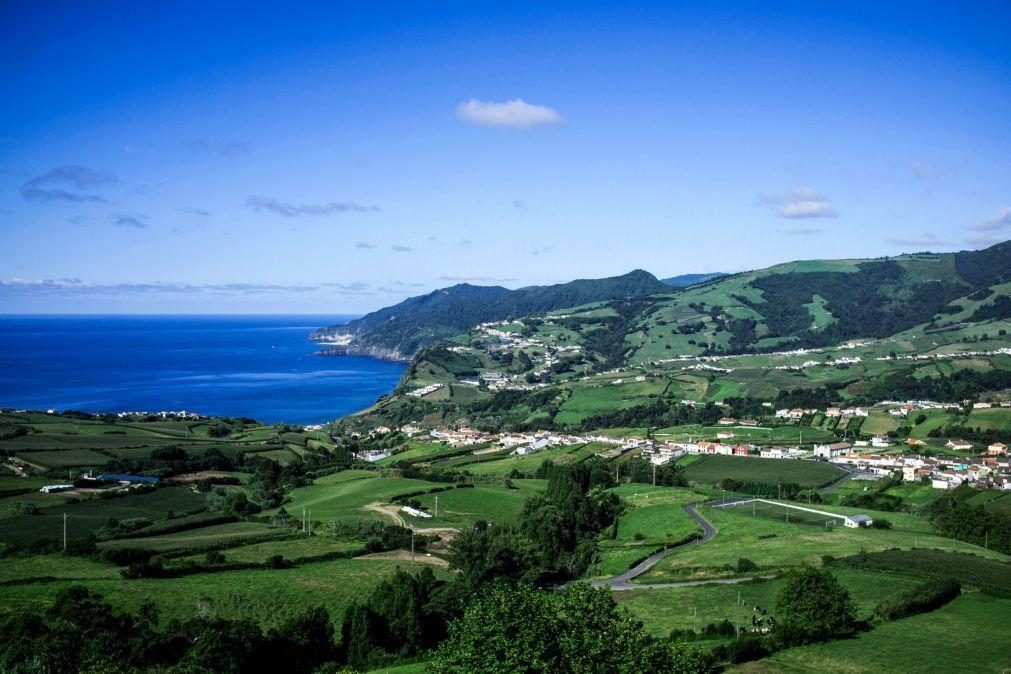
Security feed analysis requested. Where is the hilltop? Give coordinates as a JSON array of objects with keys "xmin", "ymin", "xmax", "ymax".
[
  {"xmin": 341, "ymin": 240, "xmax": 1011, "ymax": 431},
  {"xmin": 310, "ymin": 270, "xmax": 668, "ymax": 359}
]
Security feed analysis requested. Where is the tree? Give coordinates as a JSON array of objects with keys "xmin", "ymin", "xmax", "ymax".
[
  {"xmin": 774, "ymin": 567, "xmax": 856, "ymax": 645},
  {"xmin": 432, "ymin": 582, "xmax": 713, "ymax": 674}
]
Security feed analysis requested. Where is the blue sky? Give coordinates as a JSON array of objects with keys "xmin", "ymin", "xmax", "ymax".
[{"xmin": 2, "ymin": 1, "xmax": 1009, "ymax": 313}]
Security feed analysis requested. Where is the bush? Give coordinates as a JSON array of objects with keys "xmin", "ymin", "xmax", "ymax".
[
  {"xmin": 736, "ymin": 556, "xmax": 758, "ymax": 572},
  {"xmin": 874, "ymin": 578, "xmax": 961, "ymax": 620}
]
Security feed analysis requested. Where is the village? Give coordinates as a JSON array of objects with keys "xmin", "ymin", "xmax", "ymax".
[{"xmin": 353, "ymin": 395, "xmax": 1011, "ymax": 492}]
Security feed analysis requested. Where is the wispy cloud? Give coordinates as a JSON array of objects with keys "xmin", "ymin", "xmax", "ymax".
[
  {"xmin": 0, "ymin": 278, "xmax": 381, "ymax": 297},
  {"xmin": 760, "ymin": 187, "xmax": 838, "ymax": 219},
  {"xmin": 512, "ymin": 199, "xmax": 527, "ymax": 209},
  {"xmin": 532, "ymin": 246, "xmax": 554, "ymax": 255},
  {"xmin": 456, "ymin": 98, "xmax": 563, "ymax": 129},
  {"xmin": 439, "ymin": 275, "xmax": 516, "ymax": 283},
  {"xmin": 968, "ymin": 205, "xmax": 1011, "ymax": 232},
  {"xmin": 186, "ymin": 139, "xmax": 250, "ymax": 157},
  {"xmin": 391, "ymin": 244, "xmax": 413, "ymax": 252},
  {"xmin": 911, "ymin": 162, "xmax": 944, "ymax": 180},
  {"xmin": 179, "ymin": 207, "xmax": 211, "ymax": 216},
  {"xmin": 20, "ymin": 165, "xmax": 119, "ymax": 203},
  {"xmin": 885, "ymin": 232, "xmax": 953, "ymax": 247},
  {"xmin": 111, "ymin": 213, "xmax": 148, "ymax": 229},
  {"xmin": 355, "ymin": 241, "xmax": 377, "ymax": 249},
  {"xmin": 779, "ymin": 227, "xmax": 824, "ymax": 236},
  {"xmin": 246, "ymin": 195, "xmax": 380, "ymax": 217}
]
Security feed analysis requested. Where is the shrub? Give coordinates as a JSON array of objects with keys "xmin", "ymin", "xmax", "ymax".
[
  {"xmin": 736, "ymin": 556, "xmax": 758, "ymax": 572},
  {"xmin": 874, "ymin": 578, "xmax": 961, "ymax": 620}
]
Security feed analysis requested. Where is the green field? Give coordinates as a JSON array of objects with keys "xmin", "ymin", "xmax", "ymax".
[
  {"xmin": 614, "ymin": 568, "xmax": 924, "ymax": 636},
  {"xmin": 0, "ymin": 557, "xmax": 453, "ymax": 630},
  {"xmin": 170, "ymin": 535, "xmax": 365, "ymax": 566},
  {"xmin": 0, "ymin": 487, "xmax": 209, "ymax": 547},
  {"xmin": 680, "ymin": 455, "xmax": 845, "ymax": 488},
  {"xmin": 411, "ymin": 480, "xmax": 547, "ymax": 527},
  {"xmin": 735, "ymin": 594, "xmax": 1011, "ymax": 673},
  {"xmin": 593, "ymin": 485, "xmax": 708, "ymax": 577},
  {"xmin": 273, "ymin": 471, "xmax": 441, "ymax": 524},
  {"xmin": 99, "ymin": 521, "xmax": 287, "ymax": 553},
  {"xmin": 637, "ymin": 502, "xmax": 1009, "ymax": 583}
]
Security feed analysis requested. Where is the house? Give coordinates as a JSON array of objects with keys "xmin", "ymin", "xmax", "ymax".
[
  {"xmin": 718, "ymin": 417, "xmax": 737, "ymax": 426},
  {"xmin": 788, "ymin": 408, "xmax": 805, "ymax": 420},
  {"xmin": 945, "ymin": 439, "xmax": 973, "ymax": 451},
  {"xmin": 760, "ymin": 447, "xmax": 791, "ymax": 459},
  {"xmin": 740, "ymin": 419, "xmax": 759, "ymax": 427},
  {"xmin": 871, "ymin": 436, "xmax": 891, "ymax": 448},
  {"xmin": 716, "ymin": 431, "xmax": 735, "ymax": 440},
  {"xmin": 825, "ymin": 408, "xmax": 842, "ymax": 418},
  {"xmin": 775, "ymin": 408, "xmax": 791, "ymax": 419},
  {"xmin": 39, "ymin": 484, "xmax": 74, "ymax": 494},
  {"xmin": 973, "ymin": 402, "xmax": 993, "ymax": 409},
  {"xmin": 843, "ymin": 514, "xmax": 873, "ymax": 528},
  {"xmin": 906, "ymin": 438, "xmax": 926, "ymax": 447},
  {"xmin": 732, "ymin": 445, "xmax": 749, "ymax": 456},
  {"xmin": 814, "ymin": 442, "xmax": 852, "ymax": 459},
  {"xmin": 987, "ymin": 443, "xmax": 1008, "ymax": 456}
]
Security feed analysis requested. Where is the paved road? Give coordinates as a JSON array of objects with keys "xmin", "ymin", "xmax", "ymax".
[{"xmin": 592, "ymin": 503, "xmax": 720, "ymax": 590}]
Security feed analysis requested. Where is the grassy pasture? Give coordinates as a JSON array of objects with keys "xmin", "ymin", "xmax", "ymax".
[
  {"xmin": 14, "ymin": 449, "xmax": 113, "ymax": 468},
  {"xmin": 614, "ymin": 568, "xmax": 923, "ymax": 637},
  {"xmin": 681, "ymin": 455, "xmax": 845, "ymax": 488},
  {"xmin": 637, "ymin": 503, "xmax": 1008, "ymax": 583},
  {"xmin": 99, "ymin": 521, "xmax": 286, "ymax": 553},
  {"xmin": 411, "ymin": 480, "xmax": 546, "ymax": 527},
  {"xmin": 0, "ymin": 487, "xmax": 208, "ymax": 547},
  {"xmin": 0, "ymin": 558, "xmax": 453, "ymax": 631},
  {"xmin": 170, "ymin": 535, "xmax": 365, "ymax": 566},
  {"xmin": 270, "ymin": 471, "xmax": 441, "ymax": 524},
  {"xmin": 450, "ymin": 443, "xmax": 599, "ymax": 476},
  {"xmin": 555, "ymin": 380, "xmax": 667, "ymax": 425},
  {"xmin": 966, "ymin": 407, "xmax": 1011, "ymax": 432},
  {"xmin": 735, "ymin": 594, "xmax": 1011, "ymax": 673},
  {"xmin": 594, "ymin": 485, "xmax": 707, "ymax": 577}
]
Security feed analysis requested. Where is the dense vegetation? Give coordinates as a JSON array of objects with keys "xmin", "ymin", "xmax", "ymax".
[{"xmin": 312, "ymin": 270, "xmax": 669, "ymax": 356}]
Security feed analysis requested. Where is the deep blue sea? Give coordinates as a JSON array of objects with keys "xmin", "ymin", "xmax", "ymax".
[{"xmin": 0, "ymin": 315, "xmax": 405, "ymax": 424}]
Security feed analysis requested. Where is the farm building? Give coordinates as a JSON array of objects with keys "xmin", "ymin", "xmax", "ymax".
[{"xmin": 843, "ymin": 515, "xmax": 874, "ymax": 528}]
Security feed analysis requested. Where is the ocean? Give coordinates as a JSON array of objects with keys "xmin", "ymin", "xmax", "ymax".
[{"xmin": 0, "ymin": 315, "xmax": 405, "ymax": 424}]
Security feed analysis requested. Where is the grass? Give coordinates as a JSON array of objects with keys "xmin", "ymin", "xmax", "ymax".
[
  {"xmin": 170, "ymin": 535, "xmax": 365, "ymax": 566},
  {"xmin": 681, "ymin": 455, "xmax": 846, "ymax": 488},
  {"xmin": 555, "ymin": 380, "xmax": 668, "ymax": 425},
  {"xmin": 637, "ymin": 503, "xmax": 1009, "ymax": 583},
  {"xmin": 734, "ymin": 593, "xmax": 1011, "ymax": 673},
  {"xmin": 14, "ymin": 448, "xmax": 113, "ymax": 468},
  {"xmin": 593, "ymin": 485, "xmax": 708, "ymax": 577},
  {"xmin": 411, "ymin": 480, "xmax": 547, "ymax": 527},
  {"xmin": 450, "ymin": 443, "xmax": 598, "ymax": 476},
  {"xmin": 0, "ymin": 487, "xmax": 209, "ymax": 547},
  {"xmin": 966, "ymin": 407, "xmax": 1011, "ymax": 432},
  {"xmin": 99, "ymin": 521, "xmax": 287, "ymax": 553},
  {"xmin": 0, "ymin": 558, "xmax": 454, "ymax": 630},
  {"xmin": 0, "ymin": 553, "xmax": 121, "ymax": 582},
  {"xmin": 270, "ymin": 471, "xmax": 442, "ymax": 524},
  {"xmin": 614, "ymin": 569, "xmax": 924, "ymax": 636}
]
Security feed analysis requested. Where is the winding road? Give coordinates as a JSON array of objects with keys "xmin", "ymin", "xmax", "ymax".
[{"xmin": 592, "ymin": 503, "xmax": 775, "ymax": 590}]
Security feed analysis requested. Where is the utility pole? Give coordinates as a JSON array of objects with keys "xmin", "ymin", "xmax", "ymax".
[
  {"xmin": 652, "ymin": 463, "xmax": 656, "ymax": 487},
  {"xmin": 63, "ymin": 513, "xmax": 67, "ymax": 551},
  {"xmin": 307, "ymin": 509, "xmax": 312, "ymax": 535},
  {"xmin": 736, "ymin": 589, "xmax": 741, "ymax": 640},
  {"xmin": 434, "ymin": 495, "xmax": 439, "ymax": 518},
  {"xmin": 693, "ymin": 606, "xmax": 697, "ymax": 633},
  {"xmin": 410, "ymin": 527, "xmax": 415, "ymax": 564},
  {"xmin": 302, "ymin": 507, "xmax": 306, "ymax": 533}
]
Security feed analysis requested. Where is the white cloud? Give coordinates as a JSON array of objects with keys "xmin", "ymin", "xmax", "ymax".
[
  {"xmin": 456, "ymin": 98, "xmax": 563, "ymax": 129},
  {"xmin": 969, "ymin": 205, "xmax": 1011, "ymax": 232},
  {"xmin": 760, "ymin": 187, "xmax": 838, "ymax": 219},
  {"xmin": 885, "ymin": 232, "xmax": 953, "ymax": 247}
]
